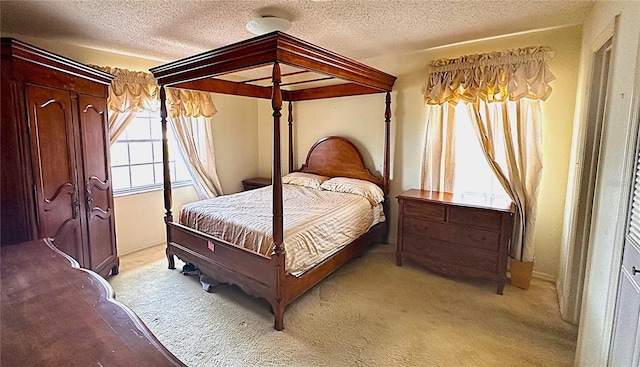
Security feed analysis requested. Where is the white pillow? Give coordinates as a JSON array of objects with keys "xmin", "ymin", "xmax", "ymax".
[
  {"xmin": 320, "ymin": 177, "xmax": 385, "ymax": 205},
  {"xmin": 282, "ymin": 172, "xmax": 329, "ymax": 189}
]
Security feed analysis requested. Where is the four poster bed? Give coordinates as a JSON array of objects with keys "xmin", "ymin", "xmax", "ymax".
[{"xmin": 149, "ymin": 32, "xmax": 396, "ymax": 330}]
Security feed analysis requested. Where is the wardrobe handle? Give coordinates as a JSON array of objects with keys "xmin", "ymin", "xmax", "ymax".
[
  {"xmin": 633, "ymin": 266, "xmax": 639, "ymax": 276},
  {"xmin": 86, "ymin": 184, "xmax": 93, "ymax": 214},
  {"xmin": 74, "ymin": 199, "xmax": 80, "ymax": 217}
]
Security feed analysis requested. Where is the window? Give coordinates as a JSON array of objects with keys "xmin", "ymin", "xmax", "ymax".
[
  {"xmin": 451, "ymin": 102, "xmax": 509, "ymax": 201},
  {"xmin": 110, "ymin": 110, "xmax": 191, "ymax": 195}
]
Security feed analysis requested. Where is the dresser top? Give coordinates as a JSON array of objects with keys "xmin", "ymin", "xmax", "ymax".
[
  {"xmin": 1, "ymin": 239, "xmax": 185, "ymax": 366},
  {"xmin": 398, "ymin": 189, "xmax": 515, "ymax": 213}
]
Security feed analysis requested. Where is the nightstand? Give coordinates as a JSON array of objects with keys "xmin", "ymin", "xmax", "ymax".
[
  {"xmin": 396, "ymin": 189, "xmax": 515, "ymax": 294},
  {"xmin": 242, "ymin": 177, "xmax": 271, "ymax": 191}
]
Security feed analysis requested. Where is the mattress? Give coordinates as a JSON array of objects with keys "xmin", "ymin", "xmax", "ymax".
[{"xmin": 179, "ymin": 184, "xmax": 385, "ymax": 276}]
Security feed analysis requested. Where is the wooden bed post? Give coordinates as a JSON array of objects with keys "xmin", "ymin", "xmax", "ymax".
[
  {"xmin": 160, "ymin": 85, "xmax": 175, "ymax": 269},
  {"xmin": 271, "ymin": 61, "xmax": 286, "ymax": 330},
  {"xmin": 288, "ymin": 101, "xmax": 294, "ymax": 173},
  {"xmin": 383, "ymin": 91, "xmax": 392, "ymax": 244}
]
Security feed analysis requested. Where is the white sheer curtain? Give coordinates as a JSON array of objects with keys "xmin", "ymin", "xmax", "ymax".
[
  {"xmin": 466, "ymin": 99, "xmax": 544, "ymax": 262},
  {"xmin": 421, "ymin": 46, "xmax": 555, "ymax": 263},
  {"xmin": 421, "ymin": 102, "xmax": 456, "ymax": 192},
  {"xmin": 167, "ymin": 88, "xmax": 223, "ymax": 199}
]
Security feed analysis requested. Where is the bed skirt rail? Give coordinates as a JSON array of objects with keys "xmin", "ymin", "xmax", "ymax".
[
  {"xmin": 283, "ymin": 221, "xmax": 386, "ymax": 304},
  {"xmin": 165, "ymin": 219, "xmax": 385, "ymax": 330},
  {"xmin": 166, "ymin": 222, "xmax": 278, "ymax": 303}
]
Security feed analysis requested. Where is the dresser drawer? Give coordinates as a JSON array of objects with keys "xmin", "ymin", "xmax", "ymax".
[
  {"xmin": 402, "ymin": 200, "xmax": 445, "ymax": 222},
  {"xmin": 403, "ymin": 235, "xmax": 498, "ymax": 273},
  {"xmin": 403, "ymin": 217, "xmax": 500, "ymax": 251},
  {"xmin": 448, "ymin": 206, "xmax": 503, "ymax": 230}
]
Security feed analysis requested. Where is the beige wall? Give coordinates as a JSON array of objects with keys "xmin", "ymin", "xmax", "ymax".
[
  {"xmin": 113, "ymin": 186, "xmax": 197, "ymax": 255},
  {"xmin": 209, "ymin": 94, "xmax": 259, "ymax": 195},
  {"xmin": 257, "ymin": 26, "xmax": 582, "ymax": 279},
  {"xmin": 573, "ymin": 1, "xmax": 640, "ymax": 365}
]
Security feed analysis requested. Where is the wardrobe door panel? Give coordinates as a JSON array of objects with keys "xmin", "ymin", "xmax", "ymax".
[
  {"xmin": 78, "ymin": 94, "xmax": 117, "ymax": 273},
  {"xmin": 26, "ymin": 84, "xmax": 83, "ymax": 261}
]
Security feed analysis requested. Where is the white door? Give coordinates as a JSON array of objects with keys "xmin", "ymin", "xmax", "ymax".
[{"xmin": 609, "ymin": 112, "xmax": 640, "ymax": 367}]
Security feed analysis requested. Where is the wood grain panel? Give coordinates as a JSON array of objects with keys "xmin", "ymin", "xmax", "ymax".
[
  {"xmin": 403, "ymin": 216, "xmax": 500, "ymax": 252},
  {"xmin": 299, "ymin": 136, "xmax": 383, "ymax": 186},
  {"xmin": 448, "ymin": 206, "xmax": 502, "ymax": 230},
  {"xmin": 169, "ymin": 223, "xmax": 274, "ymax": 283},
  {"xmin": 403, "ymin": 234, "xmax": 498, "ymax": 273},
  {"xmin": 78, "ymin": 94, "xmax": 118, "ymax": 275},
  {"xmin": 1, "ymin": 239, "xmax": 184, "ymax": 366},
  {"xmin": 151, "ymin": 32, "xmax": 395, "ymax": 92},
  {"xmin": 26, "ymin": 84, "xmax": 83, "ymax": 261},
  {"xmin": 403, "ymin": 201, "xmax": 446, "ymax": 221}
]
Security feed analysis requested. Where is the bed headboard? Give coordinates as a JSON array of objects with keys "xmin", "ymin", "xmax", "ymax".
[{"xmin": 299, "ymin": 136, "xmax": 384, "ymax": 188}]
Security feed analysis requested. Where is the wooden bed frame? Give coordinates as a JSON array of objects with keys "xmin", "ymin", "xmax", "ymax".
[{"xmin": 149, "ymin": 32, "xmax": 396, "ymax": 330}]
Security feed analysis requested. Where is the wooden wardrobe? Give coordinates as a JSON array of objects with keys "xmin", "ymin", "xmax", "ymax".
[{"xmin": 1, "ymin": 38, "xmax": 119, "ymax": 277}]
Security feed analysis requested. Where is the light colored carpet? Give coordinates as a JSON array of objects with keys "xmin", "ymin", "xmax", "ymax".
[{"xmin": 109, "ymin": 244, "xmax": 577, "ymax": 367}]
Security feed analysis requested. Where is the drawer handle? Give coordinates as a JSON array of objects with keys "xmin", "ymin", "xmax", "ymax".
[{"xmin": 633, "ymin": 266, "xmax": 639, "ymax": 276}]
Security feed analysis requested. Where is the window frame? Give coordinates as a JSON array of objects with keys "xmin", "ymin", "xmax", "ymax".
[{"xmin": 110, "ymin": 110, "xmax": 192, "ymax": 197}]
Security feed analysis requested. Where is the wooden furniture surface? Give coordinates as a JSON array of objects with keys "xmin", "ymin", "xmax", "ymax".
[
  {"xmin": 396, "ymin": 189, "xmax": 514, "ymax": 294},
  {"xmin": 242, "ymin": 177, "xmax": 272, "ymax": 191},
  {"xmin": 150, "ymin": 31, "xmax": 396, "ymax": 101},
  {"xmin": 150, "ymin": 32, "xmax": 395, "ymax": 330},
  {"xmin": 0, "ymin": 239, "xmax": 185, "ymax": 367},
  {"xmin": 1, "ymin": 38, "xmax": 119, "ymax": 277}
]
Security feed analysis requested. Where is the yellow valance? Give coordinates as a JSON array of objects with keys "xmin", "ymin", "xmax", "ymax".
[
  {"xmin": 422, "ymin": 46, "xmax": 556, "ymax": 105},
  {"xmin": 92, "ymin": 65, "xmax": 217, "ymax": 118},
  {"xmin": 166, "ymin": 88, "xmax": 218, "ymax": 119}
]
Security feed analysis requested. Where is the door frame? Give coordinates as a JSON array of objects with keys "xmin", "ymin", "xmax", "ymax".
[{"xmin": 557, "ymin": 18, "xmax": 617, "ymax": 325}]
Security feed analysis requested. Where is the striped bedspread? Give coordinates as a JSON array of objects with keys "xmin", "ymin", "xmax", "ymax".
[{"xmin": 179, "ymin": 184, "xmax": 385, "ymax": 276}]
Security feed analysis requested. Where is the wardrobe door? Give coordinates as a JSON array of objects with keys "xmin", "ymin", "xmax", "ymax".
[
  {"xmin": 26, "ymin": 84, "xmax": 84, "ymax": 261},
  {"xmin": 77, "ymin": 94, "xmax": 118, "ymax": 274}
]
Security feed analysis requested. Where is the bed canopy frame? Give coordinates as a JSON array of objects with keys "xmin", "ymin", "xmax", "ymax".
[{"xmin": 150, "ymin": 31, "xmax": 396, "ymax": 330}]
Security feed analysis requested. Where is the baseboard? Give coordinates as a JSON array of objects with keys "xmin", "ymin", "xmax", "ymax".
[
  {"xmin": 119, "ymin": 241, "xmax": 166, "ymax": 256},
  {"xmin": 532, "ymin": 270, "xmax": 556, "ymax": 282},
  {"xmin": 505, "ymin": 270, "xmax": 556, "ymax": 284}
]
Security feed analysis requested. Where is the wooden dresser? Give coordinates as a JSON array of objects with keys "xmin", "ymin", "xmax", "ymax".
[
  {"xmin": 242, "ymin": 177, "xmax": 271, "ymax": 191},
  {"xmin": 396, "ymin": 190, "xmax": 514, "ymax": 294},
  {"xmin": 1, "ymin": 239, "xmax": 185, "ymax": 367}
]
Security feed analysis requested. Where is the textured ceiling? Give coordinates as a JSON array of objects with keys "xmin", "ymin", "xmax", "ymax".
[{"xmin": 0, "ymin": 0, "xmax": 593, "ymax": 63}]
